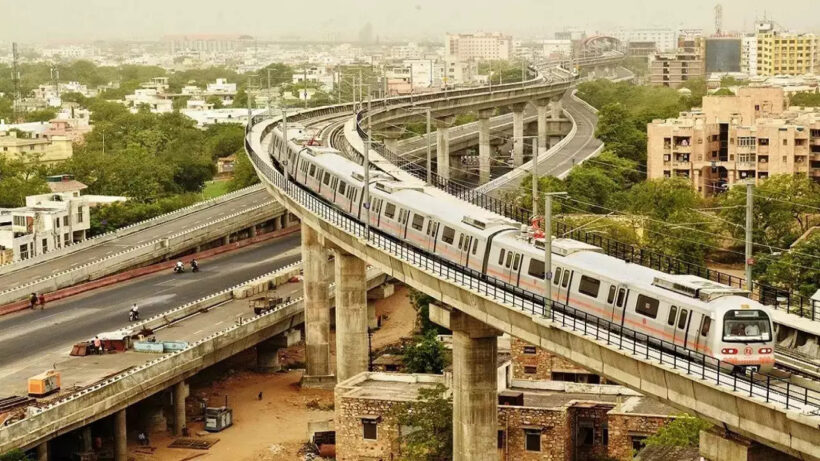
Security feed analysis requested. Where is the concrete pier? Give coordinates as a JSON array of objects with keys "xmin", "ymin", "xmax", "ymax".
[
  {"xmin": 435, "ymin": 116, "xmax": 455, "ymax": 180},
  {"xmin": 114, "ymin": 409, "xmax": 126, "ymax": 461},
  {"xmin": 174, "ymin": 381, "xmax": 188, "ymax": 436},
  {"xmin": 302, "ymin": 223, "xmax": 332, "ymax": 383},
  {"xmin": 511, "ymin": 103, "xmax": 526, "ymax": 167},
  {"xmin": 451, "ymin": 310, "xmax": 501, "ymax": 461},
  {"xmin": 36, "ymin": 442, "xmax": 48, "ymax": 461},
  {"xmin": 536, "ymin": 99, "xmax": 549, "ymax": 155},
  {"xmin": 334, "ymin": 250, "xmax": 369, "ymax": 382},
  {"xmin": 550, "ymin": 95, "xmax": 563, "ymax": 119},
  {"xmin": 477, "ymin": 109, "xmax": 493, "ymax": 184}
]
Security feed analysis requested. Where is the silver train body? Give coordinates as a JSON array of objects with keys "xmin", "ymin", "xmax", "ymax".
[{"xmin": 270, "ymin": 138, "xmax": 775, "ymax": 372}]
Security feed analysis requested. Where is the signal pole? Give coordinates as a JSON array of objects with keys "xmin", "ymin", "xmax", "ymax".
[{"xmin": 745, "ymin": 181, "xmax": 754, "ymax": 291}]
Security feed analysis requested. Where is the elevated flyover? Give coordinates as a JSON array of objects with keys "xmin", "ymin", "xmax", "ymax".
[{"xmin": 246, "ymin": 97, "xmax": 820, "ymax": 459}]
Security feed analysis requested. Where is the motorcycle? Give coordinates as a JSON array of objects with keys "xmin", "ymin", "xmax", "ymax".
[
  {"xmin": 173, "ymin": 264, "xmax": 185, "ymax": 274},
  {"xmin": 129, "ymin": 310, "xmax": 139, "ymax": 322},
  {"xmin": 191, "ymin": 261, "xmax": 199, "ymax": 273}
]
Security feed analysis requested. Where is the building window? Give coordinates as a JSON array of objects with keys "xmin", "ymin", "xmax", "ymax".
[
  {"xmin": 578, "ymin": 424, "xmax": 594, "ymax": 446},
  {"xmin": 42, "ymin": 239, "xmax": 48, "ymax": 253},
  {"xmin": 497, "ymin": 430, "xmax": 506, "ymax": 449},
  {"xmin": 523, "ymin": 345, "xmax": 537, "ymax": 355},
  {"xmin": 77, "ymin": 206, "xmax": 84, "ymax": 223},
  {"xmin": 63, "ymin": 216, "xmax": 69, "ymax": 226},
  {"xmin": 524, "ymin": 429, "xmax": 542, "ymax": 451},
  {"xmin": 19, "ymin": 244, "xmax": 28, "ymax": 260},
  {"xmin": 362, "ymin": 419, "xmax": 378, "ymax": 440},
  {"xmin": 524, "ymin": 366, "xmax": 537, "ymax": 374},
  {"xmin": 64, "ymin": 234, "xmax": 70, "ymax": 245},
  {"xmin": 631, "ymin": 435, "xmax": 647, "ymax": 452}
]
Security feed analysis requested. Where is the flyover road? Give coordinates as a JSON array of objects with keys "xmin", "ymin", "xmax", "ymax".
[
  {"xmin": 542, "ymin": 91, "xmax": 603, "ymax": 179},
  {"xmin": 0, "ymin": 188, "xmax": 273, "ymax": 290},
  {"xmin": 0, "ymin": 233, "xmax": 302, "ymax": 395}
]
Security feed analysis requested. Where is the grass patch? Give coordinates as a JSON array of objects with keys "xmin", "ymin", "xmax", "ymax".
[{"xmin": 202, "ymin": 180, "xmax": 229, "ymax": 199}]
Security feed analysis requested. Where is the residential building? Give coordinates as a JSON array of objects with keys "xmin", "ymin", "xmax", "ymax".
[
  {"xmin": 705, "ymin": 37, "xmax": 742, "ymax": 74},
  {"xmin": 123, "ymin": 89, "xmax": 173, "ymax": 114},
  {"xmin": 510, "ymin": 338, "xmax": 604, "ymax": 383},
  {"xmin": 163, "ymin": 34, "xmax": 254, "ymax": 54},
  {"xmin": 445, "ymin": 32, "xmax": 513, "ymax": 61},
  {"xmin": 444, "ymin": 59, "xmax": 478, "ymax": 87},
  {"xmin": 204, "ymin": 78, "xmax": 237, "ymax": 106},
  {"xmin": 335, "ymin": 371, "xmax": 675, "ymax": 461},
  {"xmin": 742, "ymin": 35, "xmax": 759, "ymax": 76},
  {"xmin": 611, "ymin": 29, "xmax": 677, "ymax": 52},
  {"xmin": 649, "ymin": 51, "xmax": 705, "ymax": 88},
  {"xmin": 756, "ymin": 22, "xmax": 819, "ymax": 76},
  {"xmin": 292, "ymin": 68, "xmax": 334, "ymax": 93},
  {"xmin": 542, "ymin": 39, "xmax": 573, "ymax": 59},
  {"xmin": 647, "ymin": 87, "xmax": 820, "ymax": 196},
  {"xmin": 403, "ymin": 59, "xmax": 444, "ymax": 89},
  {"xmin": 0, "ymin": 129, "xmax": 73, "ymax": 164}
]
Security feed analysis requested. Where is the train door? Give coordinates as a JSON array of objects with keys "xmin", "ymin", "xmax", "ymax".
[
  {"xmin": 500, "ymin": 249, "xmax": 516, "ymax": 282},
  {"xmin": 676, "ymin": 308, "xmax": 691, "ymax": 349},
  {"xmin": 612, "ymin": 285, "xmax": 629, "ymax": 327},
  {"xmin": 556, "ymin": 268, "xmax": 574, "ymax": 304},
  {"xmin": 550, "ymin": 266, "xmax": 562, "ymax": 302},
  {"xmin": 425, "ymin": 220, "xmax": 440, "ymax": 253},
  {"xmin": 456, "ymin": 233, "xmax": 473, "ymax": 267},
  {"xmin": 694, "ymin": 315, "xmax": 711, "ymax": 354}
]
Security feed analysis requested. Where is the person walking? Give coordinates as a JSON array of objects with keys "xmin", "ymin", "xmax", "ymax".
[
  {"xmin": 38, "ymin": 294, "xmax": 45, "ymax": 310},
  {"xmin": 30, "ymin": 293, "xmax": 38, "ymax": 310},
  {"xmin": 93, "ymin": 336, "xmax": 103, "ymax": 355}
]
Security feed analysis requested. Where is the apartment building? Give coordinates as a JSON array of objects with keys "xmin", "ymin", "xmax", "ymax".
[
  {"xmin": 334, "ymin": 372, "xmax": 676, "ymax": 461},
  {"xmin": 649, "ymin": 51, "xmax": 705, "ymax": 88},
  {"xmin": 755, "ymin": 23, "xmax": 819, "ymax": 76},
  {"xmin": 445, "ymin": 33, "xmax": 513, "ymax": 61},
  {"xmin": 0, "ymin": 129, "xmax": 73, "ymax": 164},
  {"xmin": 742, "ymin": 35, "xmax": 759, "ymax": 76},
  {"xmin": 647, "ymin": 87, "xmax": 820, "ymax": 196},
  {"xmin": 611, "ymin": 29, "xmax": 677, "ymax": 52}
]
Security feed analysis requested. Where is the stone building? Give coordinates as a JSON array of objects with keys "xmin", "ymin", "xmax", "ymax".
[
  {"xmin": 510, "ymin": 338, "xmax": 602, "ymax": 383},
  {"xmin": 335, "ymin": 371, "xmax": 676, "ymax": 461}
]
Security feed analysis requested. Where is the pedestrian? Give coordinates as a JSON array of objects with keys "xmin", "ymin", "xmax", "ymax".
[
  {"xmin": 93, "ymin": 336, "xmax": 103, "ymax": 355},
  {"xmin": 30, "ymin": 293, "xmax": 37, "ymax": 310},
  {"xmin": 38, "ymin": 294, "xmax": 45, "ymax": 310},
  {"xmin": 258, "ymin": 391, "xmax": 263, "ymax": 401},
  {"xmin": 137, "ymin": 432, "xmax": 146, "ymax": 446}
]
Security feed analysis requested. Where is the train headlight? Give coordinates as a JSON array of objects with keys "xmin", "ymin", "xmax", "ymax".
[
  {"xmin": 758, "ymin": 348, "xmax": 772, "ymax": 354},
  {"xmin": 720, "ymin": 348, "xmax": 738, "ymax": 354}
]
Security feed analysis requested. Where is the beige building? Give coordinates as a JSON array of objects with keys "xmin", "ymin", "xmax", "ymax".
[
  {"xmin": 756, "ymin": 29, "xmax": 818, "ymax": 76},
  {"xmin": 334, "ymin": 372, "xmax": 676, "ymax": 461},
  {"xmin": 445, "ymin": 33, "xmax": 513, "ymax": 61},
  {"xmin": 649, "ymin": 51, "xmax": 705, "ymax": 88},
  {"xmin": 0, "ymin": 130, "xmax": 73, "ymax": 164},
  {"xmin": 647, "ymin": 87, "xmax": 820, "ymax": 196}
]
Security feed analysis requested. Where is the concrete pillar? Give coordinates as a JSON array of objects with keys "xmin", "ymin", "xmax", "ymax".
[
  {"xmin": 272, "ymin": 216, "xmax": 282, "ymax": 231},
  {"xmin": 36, "ymin": 441, "xmax": 48, "ymax": 461},
  {"xmin": 334, "ymin": 250, "xmax": 369, "ymax": 382},
  {"xmin": 82, "ymin": 426, "xmax": 92, "ymax": 452},
  {"xmin": 434, "ymin": 115, "xmax": 455, "ymax": 180},
  {"xmin": 511, "ymin": 103, "xmax": 526, "ymax": 167},
  {"xmin": 114, "ymin": 409, "xmax": 126, "ymax": 461},
  {"xmin": 257, "ymin": 330, "xmax": 300, "ymax": 372},
  {"xmin": 222, "ymin": 234, "xmax": 230, "ymax": 246},
  {"xmin": 281, "ymin": 214, "xmax": 289, "ymax": 229},
  {"xmin": 381, "ymin": 126, "xmax": 404, "ymax": 153},
  {"xmin": 302, "ymin": 223, "xmax": 332, "ymax": 380},
  {"xmin": 699, "ymin": 429, "xmax": 795, "ymax": 461},
  {"xmin": 535, "ymin": 100, "xmax": 549, "ymax": 155},
  {"xmin": 550, "ymin": 96, "xmax": 563, "ymax": 119},
  {"xmin": 249, "ymin": 225, "xmax": 257, "ymax": 237},
  {"xmin": 451, "ymin": 310, "xmax": 501, "ymax": 461},
  {"xmin": 368, "ymin": 301, "xmax": 378, "ymax": 329},
  {"xmin": 174, "ymin": 380, "xmax": 188, "ymax": 436},
  {"xmin": 477, "ymin": 109, "xmax": 493, "ymax": 184}
]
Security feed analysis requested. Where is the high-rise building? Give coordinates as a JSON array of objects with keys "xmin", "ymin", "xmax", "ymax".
[
  {"xmin": 705, "ymin": 37, "xmax": 742, "ymax": 73},
  {"xmin": 445, "ymin": 32, "xmax": 513, "ymax": 61},
  {"xmin": 647, "ymin": 87, "xmax": 820, "ymax": 196},
  {"xmin": 649, "ymin": 51, "xmax": 705, "ymax": 88},
  {"xmin": 611, "ymin": 29, "xmax": 677, "ymax": 52},
  {"xmin": 755, "ymin": 21, "xmax": 818, "ymax": 76},
  {"xmin": 742, "ymin": 35, "xmax": 758, "ymax": 76}
]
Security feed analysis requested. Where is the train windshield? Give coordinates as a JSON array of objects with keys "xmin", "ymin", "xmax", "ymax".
[{"xmin": 722, "ymin": 310, "xmax": 771, "ymax": 343}]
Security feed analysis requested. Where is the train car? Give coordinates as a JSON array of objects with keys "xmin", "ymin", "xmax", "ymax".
[{"xmin": 270, "ymin": 135, "xmax": 775, "ymax": 373}]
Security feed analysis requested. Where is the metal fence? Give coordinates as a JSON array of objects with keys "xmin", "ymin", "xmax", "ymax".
[{"xmin": 245, "ymin": 121, "xmax": 820, "ymax": 415}]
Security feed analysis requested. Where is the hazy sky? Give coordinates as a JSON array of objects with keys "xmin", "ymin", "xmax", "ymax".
[{"xmin": 2, "ymin": 0, "xmax": 818, "ymax": 43}]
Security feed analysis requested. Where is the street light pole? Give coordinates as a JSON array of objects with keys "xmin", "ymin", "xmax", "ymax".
[
  {"xmin": 364, "ymin": 114, "xmax": 371, "ymax": 240},
  {"xmin": 544, "ymin": 191, "xmax": 567, "ymax": 317},
  {"xmin": 745, "ymin": 181, "xmax": 754, "ymax": 291},
  {"xmin": 425, "ymin": 108, "xmax": 432, "ymax": 184},
  {"xmin": 282, "ymin": 109, "xmax": 289, "ymax": 192}
]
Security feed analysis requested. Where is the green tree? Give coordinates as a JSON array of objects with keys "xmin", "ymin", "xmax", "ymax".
[
  {"xmin": 756, "ymin": 233, "xmax": 820, "ymax": 297},
  {"xmin": 403, "ymin": 330, "xmax": 448, "ymax": 374},
  {"xmin": 0, "ymin": 448, "xmax": 29, "ymax": 461},
  {"xmin": 408, "ymin": 289, "xmax": 450, "ymax": 334},
  {"xmin": 643, "ymin": 414, "xmax": 711, "ymax": 448},
  {"xmin": 0, "ymin": 157, "xmax": 49, "ymax": 207},
  {"xmin": 232, "ymin": 87, "xmax": 248, "ymax": 108},
  {"xmin": 389, "ymin": 384, "xmax": 452, "ymax": 461},
  {"xmin": 24, "ymin": 108, "xmax": 57, "ymax": 122},
  {"xmin": 206, "ymin": 124, "xmax": 245, "ymax": 159},
  {"xmin": 790, "ymin": 92, "xmax": 820, "ymax": 107},
  {"xmin": 478, "ymin": 59, "xmax": 528, "ymax": 83},
  {"xmin": 720, "ymin": 75, "xmax": 745, "ymax": 87},
  {"xmin": 713, "ymin": 88, "xmax": 735, "ymax": 96},
  {"xmin": 59, "ymin": 92, "xmax": 87, "ymax": 105},
  {"xmin": 89, "ymin": 194, "xmax": 201, "ymax": 235},
  {"xmin": 227, "ymin": 152, "xmax": 260, "ymax": 191},
  {"xmin": 595, "ymin": 103, "xmax": 647, "ymax": 163},
  {"xmin": 205, "ymin": 95, "xmax": 224, "ymax": 109}
]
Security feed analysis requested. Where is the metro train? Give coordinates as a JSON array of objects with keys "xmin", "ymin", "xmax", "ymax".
[{"xmin": 268, "ymin": 132, "xmax": 775, "ymax": 373}]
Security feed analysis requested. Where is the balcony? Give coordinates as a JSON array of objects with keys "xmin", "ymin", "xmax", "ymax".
[
  {"xmin": 672, "ymin": 161, "xmax": 691, "ymax": 169},
  {"xmin": 673, "ymin": 145, "xmax": 692, "ymax": 153}
]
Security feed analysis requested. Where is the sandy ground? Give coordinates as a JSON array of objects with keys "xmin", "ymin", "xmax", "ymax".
[{"xmin": 128, "ymin": 285, "xmax": 416, "ymax": 461}]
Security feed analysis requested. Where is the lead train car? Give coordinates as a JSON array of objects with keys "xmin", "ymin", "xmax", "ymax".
[{"xmin": 269, "ymin": 131, "xmax": 775, "ymax": 373}]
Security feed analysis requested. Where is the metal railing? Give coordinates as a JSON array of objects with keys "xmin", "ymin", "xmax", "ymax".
[{"xmin": 245, "ymin": 117, "xmax": 820, "ymax": 415}]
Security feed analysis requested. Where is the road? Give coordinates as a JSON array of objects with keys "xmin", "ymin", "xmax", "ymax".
[
  {"xmin": 539, "ymin": 91, "xmax": 603, "ymax": 178},
  {"xmin": 0, "ymin": 233, "xmax": 302, "ymax": 394},
  {"xmin": 0, "ymin": 187, "xmax": 273, "ymax": 291}
]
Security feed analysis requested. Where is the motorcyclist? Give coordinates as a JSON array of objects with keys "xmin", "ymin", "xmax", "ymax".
[
  {"xmin": 190, "ymin": 259, "xmax": 199, "ymax": 272},
  {"xmin": 129, "ymin": 303, "xmax": 139, "ymax": 321},
  {"xmin": 175, "ymin": 260, "xmax": 184, "ymax": 273}
]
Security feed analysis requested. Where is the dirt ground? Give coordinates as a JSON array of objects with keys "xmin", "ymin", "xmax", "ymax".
[{"xmin": 128, "ymin": 285, "xmax": 416, "ymax": 460}]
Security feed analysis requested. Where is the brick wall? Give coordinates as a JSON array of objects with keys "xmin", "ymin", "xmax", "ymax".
[
  {"xmin": 335, "ymin": 395, "xmax": 401, "ymax": 461},
  {"xmin": 607, "ymin": 413, "xmax": 671, "ymax": 461},
  {"xmin": 569, "ymin": 404, "xmax": 614, "ymax": 461},
  {"xmin": 510, "ymin": 338, "xmax": 597, "ymax": 382},
  {"xmin": 497, "ymin": 406, "xmax": 571, "ymax": 461}
]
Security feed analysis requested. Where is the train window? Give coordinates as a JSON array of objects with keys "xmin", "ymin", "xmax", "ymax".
[
  {"xmin": 667, "ymin": 306, "xmax": 678, "ymax": 326},
  {"xmin": 323, "ymin": 172, "xmax": 331, "ymax": 185},
  {"xmin": 616, "ymin": 288, "xmax": 626, "ymax": 307},
  {"xmin": 498, "ymin": 249, "xmax": 506, "ymax": 265},
  {"xmin": 635, "ymin": 295, "xmax": 659, "ymax": 319},
  {"xmin": 472, "ymin": 238, "xmax": 478, "ymax": 255},
  {"xmin": 384, "ymin": 203, "xmax": 396, "ymax": 219},
  {"xmin": 677, "ymin": 309, "xmax": 688, "ymax": 329},
  {"xmin": 700, "ymin": 317, "xmax": 711, "ymax": 337},
  {"xmin": 607, "ymin": 286, "xmax": 616, "ymax": 304},
  {"xmin": 458, "ymin": 234, "xmax": 464, "ymax": 249},
  {"xmin": 309, "ymin": 164, "xmax": 316, "ymax": 177},
  {"xmin": 528, "ymin": 259, "xmax": 545, "ymax": 278},
  {"xmin": 513, "ymin": 254, "xmax": 521, "ymax": 271},
  {"xmin": 578, "ymin": 276, "xmax": 600, "ymax": 298},
  {"xmin": 553, "ymin": 267, "xmax": 562, "ymax": 286},
  {"xmin": 411, "ymin": 214, "xmax": 425, "ymax": 231},
  {"xmin": 338, "ymin": 181, "xmax": 347, "ymax": 195},
  {"xmin": 505, "ymin": 252, "xmax": 513, "ymax": 268},
  {"xmin": 442, "ymin": 226, "xmax": 455, "ymax": 245},
  {"xmin": 561, "ymin": 270, "xmax": 570, "ymax": 288}
]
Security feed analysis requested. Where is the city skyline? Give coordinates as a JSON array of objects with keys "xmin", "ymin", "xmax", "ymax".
[{"xmin": 3, "ymin": 0, "xmax": 820, "ymax": 43}]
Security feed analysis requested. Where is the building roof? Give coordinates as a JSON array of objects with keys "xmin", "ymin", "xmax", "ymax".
[
  {"xmin": 47, "ymin": 180, "xmax": 87, "ymax": 194},
  {"xmin": 635, "ymin": 445, "xmax": 702, "ymax": 461}
]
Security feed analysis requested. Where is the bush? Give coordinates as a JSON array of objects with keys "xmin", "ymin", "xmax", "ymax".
[{"xmin": 89, "ymin": 193, "xmax": 201, "ymax": 236}]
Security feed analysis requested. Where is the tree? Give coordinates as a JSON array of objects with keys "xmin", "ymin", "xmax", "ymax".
[
  {"xmin": 206, "ymin": 124, "xmax": 245, "ymax": 159},
  {"xmin": 595, "ymin": 103, "xmax": 647, "ymax": 163},
  {"xmin": 0, "ymin": 157, "xmax": 49, "ymax": 207},
  {"xmin": 227, "ymin": 152, "xmax": 260, "ymax": 191},
  {"xmin": 790, "ymin": 91, "xmax": 820, "ymax": 107},
  {"xmin": 720, "ymin": 75, "xmax": 745, "ymax": 88},
  {"xmin": 408, "ymin": 289, "xmax": 450, "ymax": 334},
  {"xmin": 205, "ymin": 95, "xmax": 224, "ymax": 109},
  {"xmin": 232, "ymin": 87, "xmax": 248, "ymax": 108},
  {"xmin": 756, "ymin": 233, "xmax": 820, "ymax": 297},
  {"xmin": 24, "ymin": 108, "xmax": 57, "ymax": 122},
  {"xmin": 403, "ymin": 330, "xmax": 448, "ymax": 374},
  {"xmin": 643, "ymin": 414, "xmax": 710, "ymax": 448},
  {"xmin": 60, "ymin": 91, "xmax": 87, "ymax": 105},
  {"xmin": 389, "ymin": 384, "xmax": 452, "ymax": 461},
  {"xmin": 713, "ymin": 88, "xmax": 735, "ymax": 96},
  {"xmin": 0, "ymin": 449, "xmax": 29, "ymax": 461}
]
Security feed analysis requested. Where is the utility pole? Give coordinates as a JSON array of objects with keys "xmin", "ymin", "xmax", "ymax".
[
  {"xmin": 531, "ymin": 135, "xmax": 540, "ymax": 217},
  {"xmin": 544, "ymin": 191, "xmax": 567, "ymax": 316},
  {"xmin": 521, "ymin": 60, "xmax": 526, "ymax": 87},
  {"xmin": 745, "ymin": 181, "xmax": 754, "ymax": 291},
  {"xmin": 358, "ymin": 68, "xmax": 363, "ymax": 110},
  {"xmin": 282, "ymin": 108, "xmax": 290, "ymax": 191},
  {"xmin": 425, "ymin": 108, "xmax": 432, "ymax": 184},
  {"xmin": 303, "ymin": 67, "xmax": 308, "ymax": 109},
  {"xmin": 11, "ymin": 42, "xmax": 21, "ymax": 122},
  {"xmin": 364, "ymin": 114, "xmax": 371, "ymax": 240}
]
